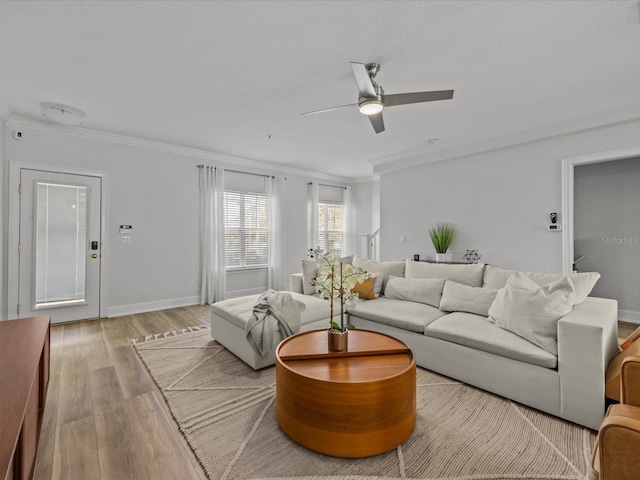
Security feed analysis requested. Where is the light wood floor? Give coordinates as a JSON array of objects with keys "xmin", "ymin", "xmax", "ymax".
[
  {"xmin": 34, "ymin": 305, "xmax": 212, "ymax": 480},
  {"xmin": 33, "ymin": 307, "xmax": 638, "ymax": 480},
  {"xmin": 619, "ymin": 321, "xmax": 637, "ymax": 340}
]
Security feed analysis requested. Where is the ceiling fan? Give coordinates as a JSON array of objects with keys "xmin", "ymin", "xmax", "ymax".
[{"xmin": 301, "ymin": 62, "xmax": 454, "ymax": 134}]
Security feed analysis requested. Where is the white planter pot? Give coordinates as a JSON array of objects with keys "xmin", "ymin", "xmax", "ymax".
[{"xmin": 435, "ymin": 253, "xmax": 454, "ymax": 263}]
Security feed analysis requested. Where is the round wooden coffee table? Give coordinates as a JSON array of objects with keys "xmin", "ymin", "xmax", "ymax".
[{"xmin": 275, "ymin": 329, "xmax": 416, "ymax": 458}]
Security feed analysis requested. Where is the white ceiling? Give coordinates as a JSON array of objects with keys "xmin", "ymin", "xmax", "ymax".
[{"xmin": 1, "ymin": 1, "xmax": 640, "ymax": 179}]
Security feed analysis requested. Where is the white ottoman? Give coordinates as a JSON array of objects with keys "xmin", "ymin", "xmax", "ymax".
[{"xmin": 210, "ymin": 291, "xmax": 331, "ymax": 370}]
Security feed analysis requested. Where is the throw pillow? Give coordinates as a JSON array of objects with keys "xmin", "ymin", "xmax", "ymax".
[
  {"xmin": 482, "ymin": 264, "xmax": 600, "ymax": 305},
  {"xmin": 351, "ymin": 273, "xmax": 383, "ymax": 300},
  {"xmin": 352, "ymin": 256, "xmax": 405, "ymax": 294},
  {"xmin": 488, "ymin": 272, "xmax": 576, "ymax": 355},
  {"xmin": 439, "ymin": 281, "xmax": 498, "ymax": 317},
  {"xmin": 404, "ymin": 260, "xmax": 485, "ymax": 287},
  {"xmin": 384, "ymin": 276, "xmax": 445, "ymax": 308},
  {"xmin": 301, "ymin": 259, "xmax": 318, "ymax": 295},
  {"xmin": 340, "ymin": 255, "xmax": 354, "ymax": 265}
]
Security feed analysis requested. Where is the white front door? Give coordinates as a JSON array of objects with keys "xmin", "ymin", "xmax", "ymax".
[{"xmin": 18, "ymin": 169, "xmax": 102, "ymax": 323}]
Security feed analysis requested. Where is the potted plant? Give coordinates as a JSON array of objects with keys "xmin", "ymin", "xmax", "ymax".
[
  {"xmin": 308, "ymin": 248, "xmax": 368, "ymax": 352},
  {"xmin": 429, "ymin": 223, "xmax": 456, "ymax": 263}
]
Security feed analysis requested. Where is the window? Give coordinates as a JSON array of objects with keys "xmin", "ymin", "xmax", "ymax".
[
  {"xmin": 224, "ymin": 191, "xmax": 268, "ymax": 268},
  {"xmin": 317, "ymin": 202, "xmax": 344, "ymax": 259},
  {"xmin": 35, "ymin": 183, "xmax": 87, "ymax": 306}
]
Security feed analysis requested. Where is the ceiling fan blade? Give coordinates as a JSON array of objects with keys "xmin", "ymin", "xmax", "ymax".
[
  {"xmin": 384, "ymin": 89, "xmax": 454, "ymax": 107},
  {"xmin": 300, "ymin": 103, "xmax": 358, "ymax": 116},
  {"xmin": 368, "ymin": 112, "xmax": 385, "ymax": 134},
  {"xmin": 350, "ymin": 62, "xmax": 377, "ymax": 97}
]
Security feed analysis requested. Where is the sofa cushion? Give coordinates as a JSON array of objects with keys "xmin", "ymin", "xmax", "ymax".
[
  {"xmin": 211, "ymin": 291, "xmax": 329, "ymax": 329},
  {"xmin": 301, "ymin": 259, "xmax": 318, "ymax": 295},
  {"xmin": 352, "ymin": 256, "xmax": 405, "ymax": 293},
  {"xmin": 440, "ymin": 281, "xmax": 498, "ymax": 316},
  {"xmin": 384, "ymin": 276, "xmax": 445, "ymax": 308},
  {"xmin": 348, "ymin": 297, "xmax": 445, "ymax": 333},
  {"xmin": 405, "ymin": 260, "xmax": 485, "ymax": 287},
  {"xmin": 488, "ymin": 272, "xmax": 575, "ymax": 355},
  {"xmin": 482, "ymin": 264, "xmax": 599, "ymax": 305},
  {"xmin": 424, "ymin": 312, "xmax": 558, "ymax": 369}
]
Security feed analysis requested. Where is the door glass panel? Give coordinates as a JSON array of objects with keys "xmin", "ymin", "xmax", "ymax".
[{"xmin": 34, "ymin": 183, "xmax": 87, "ymax": 307}]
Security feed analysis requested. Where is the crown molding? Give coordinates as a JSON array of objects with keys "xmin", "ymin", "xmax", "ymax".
[
  {"xmin": 348, "ymin": 173, "xmax": 379, "ymax": 184},
  {"xmin": 371, "ymin": 92, "xmax": 640, "ymax": 175},
  {"xmin": 6, "ymin": 115, "xmax": 354, "ymax": 184}
]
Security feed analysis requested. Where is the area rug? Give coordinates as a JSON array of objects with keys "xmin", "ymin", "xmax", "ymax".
[{"xmin": 133, "ymin": 328, "xmax": 596, "ymax": 480}]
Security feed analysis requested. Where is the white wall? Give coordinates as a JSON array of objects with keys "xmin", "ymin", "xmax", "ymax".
[
  {"xmin": 371, "ymin": 178, "xmax": 380, "ymax": 233},
  {"xmin": 574, "ymin": 157, "xmax": 640, "ymax": 321},
  {"xmin": 3, "ymin": 123, "xmax": 365, "ymax": 315},
  {"xmin": 379, "ymin": 119, "xmax": 640, "ymax": 276},
  {"xmin": 350, "ymin": 180, "xmax": 372, "ymax": 257},
  {"xmin": 4, "ymin": 126, "xmax": 202, "ymax": 316}
]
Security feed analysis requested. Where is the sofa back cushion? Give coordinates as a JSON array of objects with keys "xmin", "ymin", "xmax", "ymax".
[
  {"xmin": 405, "ymin": 260, "xmax": 485, "ymax": 287},
  {"xmin": 488, "ymin": 272, "xmax": 576, "ymax": 355},
  {"xmin": 352, "ymin": 256, "xmax": 405, "ymax": 293},
  {"xmin": 384, "ymin": 276, "xmax": 445, "ymax": 308},
  {"xmin": 440, "ymin": 281, "xmax": 498, "ymax": 317},
  {"xmin": 482, "ymin": 264, "xmax": 600, "ymax": 305}
]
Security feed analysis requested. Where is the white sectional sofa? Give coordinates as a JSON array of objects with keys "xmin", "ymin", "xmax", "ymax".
[{"xmin": 289, "ymin": 258, "xmax": 619, "ymax": 430}]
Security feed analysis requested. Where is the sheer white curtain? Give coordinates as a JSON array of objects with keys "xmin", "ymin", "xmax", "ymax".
[
  {"xmin": 199, "ymin": 166, "xmax": 225, "ymax": 304},
  {"xmin": 307, "ymin": 181, "xmax": 319, "ymax": 251},
  {"xmin": 267, "ymin": 175, "xmax": 286, "ymax": 290},
  {"xmin": 342, "ymin": 186, "xmax": 352, "ymax": 256}
]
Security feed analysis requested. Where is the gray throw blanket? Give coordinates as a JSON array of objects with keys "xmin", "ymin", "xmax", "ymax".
[{"xmin": 245, "ymin": 290, "xmax": 305, "ymax": 358}]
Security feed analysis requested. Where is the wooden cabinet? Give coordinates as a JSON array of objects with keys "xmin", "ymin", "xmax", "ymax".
[{"xmin": 0, "ymin": 316, "xmax": 51, "ymax": 480}]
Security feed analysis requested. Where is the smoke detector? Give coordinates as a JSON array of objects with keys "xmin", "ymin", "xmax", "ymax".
[{"xmin": 39, "ymin": 102, "xmax": 86, "ymax": 125}]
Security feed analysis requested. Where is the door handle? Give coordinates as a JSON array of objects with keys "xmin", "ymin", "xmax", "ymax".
[{"xmin": 91, "ymin": 253, "xmax": 98, "ymax": 259}]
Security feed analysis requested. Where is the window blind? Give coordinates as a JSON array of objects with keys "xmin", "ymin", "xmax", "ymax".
[
  {"xmin": 317, "ymin": 202, "xmax": 344, "ymax": 259},
  {"xmin": 224, "ymin": 191, "xmax": 268, "ymax": 268},
  {"xmin": 35, "ymin": 183, "xmax": 87, "ymax": 305}
]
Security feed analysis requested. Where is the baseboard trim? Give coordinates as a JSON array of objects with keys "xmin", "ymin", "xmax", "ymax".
[
  {"xmin": 107, "ymin": 296, "xmax": 201, "ymax": 318},
  {"xmin": 619, "ymin": 309, "xmax": 640, "ymax": 325}
]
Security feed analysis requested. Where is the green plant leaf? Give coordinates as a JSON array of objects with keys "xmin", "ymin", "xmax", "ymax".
[
  {"xmin": 429, "ymin": 223, "xmax": 457, "ymax": 253},
  {"xmin": 330, "ymin": 321, "xmax": 341, "ymax": 330}
]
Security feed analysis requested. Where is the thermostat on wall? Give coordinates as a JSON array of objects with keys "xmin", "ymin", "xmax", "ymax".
[
  {"xmin": 119, "ymin": 225, "xmax": 132, "ymax": 234},
  {"xmin": 546, "ymin": 224, "xmax": 562, "ymax": 232}
]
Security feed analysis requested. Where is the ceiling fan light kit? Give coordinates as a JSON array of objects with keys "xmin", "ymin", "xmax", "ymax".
[
  {"xmin": 301, "ymin": 62, "xmax": 454, "ymax": 133},
  {"xmin": 359, "ymin": 98, "xmax": 383, "ymax": 115}
]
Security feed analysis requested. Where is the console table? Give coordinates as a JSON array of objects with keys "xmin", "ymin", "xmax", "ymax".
[
  {"xmin": 0, "ymin": 316, "xmax": 51, "ymax": 480},
  {"xmin": 275, "ymin": 329, "xmax": 416, "ymax": 457}
]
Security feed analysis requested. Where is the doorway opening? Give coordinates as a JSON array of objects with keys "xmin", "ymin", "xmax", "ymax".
[{"xmin": 562, "ymin": 146, "xmax": 640, "ymax": 323}]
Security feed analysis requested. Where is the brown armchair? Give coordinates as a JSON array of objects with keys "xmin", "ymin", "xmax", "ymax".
[{"xmin": 590, "ymin": 356, "xmax": 640, "ymax": 480}]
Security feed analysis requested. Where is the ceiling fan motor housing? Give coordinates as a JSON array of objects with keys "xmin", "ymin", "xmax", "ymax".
[{"xmin": 365, "ymin": 63, "xmax": 380, "ymax": 78}]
